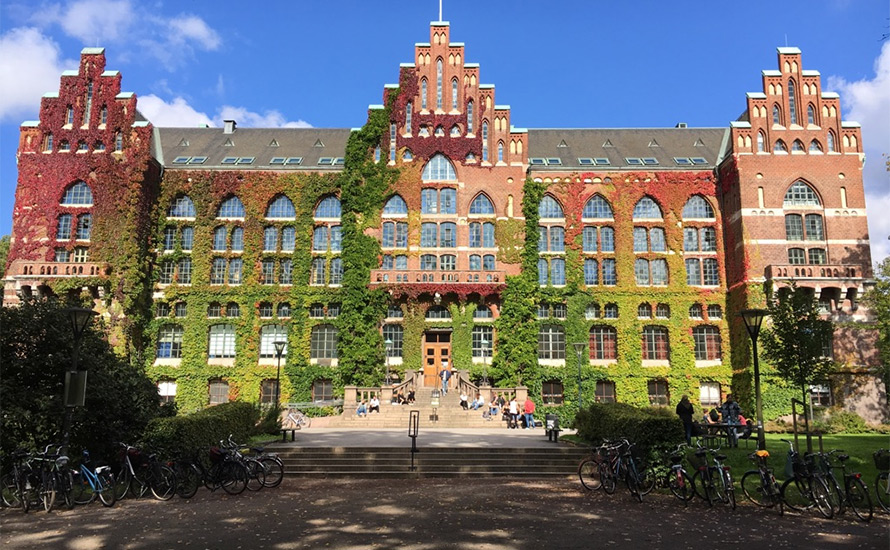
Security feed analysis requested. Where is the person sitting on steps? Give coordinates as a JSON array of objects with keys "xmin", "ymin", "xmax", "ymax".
[
  {"xmin": 369, "ymin": 395, "xmax": 380, "ymax": 414},
  {"xmin": 459, "ymin": 391, "xmax": 469, "ymax": 410},
  {"xmin": 356, "ymin": 400, "xmax": 368, "ymax": 417}
]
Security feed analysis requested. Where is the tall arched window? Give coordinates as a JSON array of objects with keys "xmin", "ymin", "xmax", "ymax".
[
  {"xmin": 436, "ymin": 58, "xmax": 443, "ymax": 110},
  {"xmin": 807, "ymin": 104, "xmax": 815, "ymax": 125},
  {"xmin": 451, "ymin": 78, "xmax": 458, "ymax": 110},
  {"xmin": 497, "ymin": 141, "xmax": 504, "ymax": 162},
  {"xmin": 266, "ymin": 195, "xmax": 296, "ymax": 218},
  {"xmin": 421, "ymin": 78, "xmax": 428, "ymax": 110},
  {"xmin": 827, "ymin": 131, "xmax": 836, "ymax": 152},
  {"xmin": 62, "ymin": 181, "xmax": 94, "ymax": 206},
  {"xmin": 772, "ymin": 105, "xmax": 781, "ymax": 125},
  {"xmin": 482, "ymin": 121, "xmax": 489, "ymax": 161},
  {"xmin": 217, "ymin": 196, "xmax": 245, "ymax": 218},
  {"xmin": 632, "ymin": 196, "xmax": 662, "ymax": 219},
  {"xmin": 421, "ymin": 154, "xmax": 457, "ymax": 181},
  {"xmin": 405, "ymin": 102, "xmax": 412, "ymax": 131},
  {"xmin": 788, "ymin": 80, "xmax": 797, "ymax": 125},
  {"xmin": 467, "ymin": 100, "xmax": 474, "ymax": 133},
  {"xmin": 757, "ymin": 131, "xmax": 765, "ymax": 152}
]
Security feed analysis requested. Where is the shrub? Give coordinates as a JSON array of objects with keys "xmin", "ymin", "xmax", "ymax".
[
  {"xmin": 820, "ymin": 409, "xmax": 871, "ymax": 434},
  {"xmin": 574, "ymin": 402, "xmax": 684, "ymax": 451},
  {"xmin": 141, "ymin": 401, "xmax": 260, "ymax": 457},
  {"xmin": 256, "ymin": 404, "xmax": 282, "ymax": 435}
]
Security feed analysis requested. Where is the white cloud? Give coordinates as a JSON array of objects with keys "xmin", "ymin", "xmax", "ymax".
[
  {"xmin": 830, "ymin": 42, "xmax": 890, "ymax": 265},
  {"xmin": 137, "ymin": 94, "xmax": 214, "ymax": 128},
  {"xmin": 218, "ymin": 106, "xmax": 312, "ymax": 128},
  {"xmin": 29, "ymin": 0, "xmax": 220, "ymax": 69},
  {"xmin": 0, "ymin": 27, "xmax": 74, "ymax": 122}
]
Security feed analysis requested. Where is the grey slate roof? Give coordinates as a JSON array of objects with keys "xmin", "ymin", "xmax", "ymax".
[
  {"xmin": 156, "ymin": 127, "xmax": 352, "ymax": 170},
  {"xmin": 526, "ymin": 128, "xmax": 730, "ymax": 170}
]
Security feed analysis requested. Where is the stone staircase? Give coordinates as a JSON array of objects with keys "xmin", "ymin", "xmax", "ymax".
[
  {"xmin": 269, "ymin": 446, "xmax": 588, "ymax": 478},
  {"xmin": 328, "ymin": 386, "xmax": 503, "ymax": 429}
]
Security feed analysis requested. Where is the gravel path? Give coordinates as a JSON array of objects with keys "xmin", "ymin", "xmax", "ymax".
[{"xmin": 2, "ymin": 478, "xmax": 887, "ymax": 549}]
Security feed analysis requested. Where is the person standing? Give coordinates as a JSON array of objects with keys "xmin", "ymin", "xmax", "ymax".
[
  {"xmin": 440, "ymin": 367, "xmax": 451, "ymax": 394},
  {"xmin": 508, "ymin": 396, "xmax": 520, "ymax": 429},
  {"xmin": 675, "ymin": 395, "xmax": 695, "ymax": 445},
  {"xmin": 721, "ymin": 394, "xmax": 742, "ymax": 447},
  {"xmin": 523, "ymin": 396, "xmax": 536, "ymax": 430}
]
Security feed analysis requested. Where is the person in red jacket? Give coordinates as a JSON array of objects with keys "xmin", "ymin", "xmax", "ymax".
[{"xmin": 523, "ymin": 397, "xmax": 536, "ymax": 429}]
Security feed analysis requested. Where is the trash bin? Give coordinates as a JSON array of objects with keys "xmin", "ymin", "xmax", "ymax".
[{"xmin": 545, "ymin": 414, "xmax": 560, "ymax": 442}]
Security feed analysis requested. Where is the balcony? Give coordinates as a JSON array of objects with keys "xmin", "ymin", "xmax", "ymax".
[
  {"xmin": 12, "ymin": 261, "xmax": 110, "ymax": 278},
  {"xmin": 765, "ymin": 264, "xmax": 863, "ymax": 281}
]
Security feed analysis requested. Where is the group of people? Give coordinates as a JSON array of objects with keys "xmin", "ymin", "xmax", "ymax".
[
  {"xmin": 355, "ymin": 389, "xmax": 417, "ymax": 416},
  {"xmin": 457, "ymin": 392, "xmax": 536, "ymax": 429},
  {"xmin": 675, "ymin": 393, "xmax": 749, "ymax": 446}
]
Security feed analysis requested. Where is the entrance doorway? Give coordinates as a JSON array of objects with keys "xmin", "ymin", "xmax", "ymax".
[{"xmin": 423, "ymin": 331, "xmax": 451, "ymax": 387}]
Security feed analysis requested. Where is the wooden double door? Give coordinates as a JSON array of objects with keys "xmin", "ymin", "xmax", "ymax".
[{"xmin": 423, "ymin": 331, "xmax": 451, "ymax": 387}]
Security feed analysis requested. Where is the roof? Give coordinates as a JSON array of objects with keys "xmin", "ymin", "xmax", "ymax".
[
  {"xmin": 156, "ymin": 127, "xmax": 352, "ymax": 170},
  {"xmin": 525, "ymin": 128, "xmax": 730, "ymax": 170}
]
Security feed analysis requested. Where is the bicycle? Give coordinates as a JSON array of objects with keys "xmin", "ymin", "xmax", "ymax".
[
  {"xmin": 202, "ymin": 446, "xmax": 249, "ymax": 495},
  {"xmin": 779, "ymin": 438, "xmax": 836, "ymax": 518},
  {"xmin": 873, "ymin": 449, "xmax": 889, "ymax": 513},
  {"xmin": 817, "ymin": 449, "xmax": 872, "ymax": 522},
  {"xmin": 227, "ymin": 436, "xmax": 284, "ymax": 489},
  {"xmin": 69, "ymin": 450, "xmax": 116, "ymax": 507},
  {"xmin": 664, "ymin": 444, "xmax": 695, "ymax": 506},
  {"xmin": 740, "ymin": 449, "xmax": 784, "ymax": 515},
  {"xmin": 2, "ymin": 450, "xmax": 35, "ymax": 512},
  {"xmin": 282, "ymin": 407, "xmax": 311, "ymax": 430},
  {"xmin": 578, "ymin": 442, "xmax": 610, "ymax": 491},
  {"xmin": 30, "ymin": 444, "xmax": 69, "ymax": 512},
  {"xmin": 219, "ymin": 436, "xmax": 266, "ymax": 491},
  {"xmin": 114, "ymin": 443, "xmax": 177, "ymax": 501}
]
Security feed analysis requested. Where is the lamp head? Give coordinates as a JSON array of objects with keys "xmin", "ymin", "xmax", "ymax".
[
  {"xmin": 65, "ymin": 307, "xmax": 97, "ymax": 341},
  {"xmin": 273, "ymin": 341, "xmax": 287, "ymax": 358},
  {"xmin": 739, "ymin": 308, "xmax": 769, "ymax": 340}
]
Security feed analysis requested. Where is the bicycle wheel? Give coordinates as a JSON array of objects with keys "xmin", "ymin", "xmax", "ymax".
[
  {"xmin": 846, "ymin": 476, "xmax": 872, "ymax": 522},
  {"xmin": 625, "ymin": 471, "xmax": 642, "ymax": 503},
  {"xmin": 600, "ymin": 462, "xmax": 617, "ymax": 495},
  {"xmin": 810, "ymin": 476, "xmax": 835, "ymax": 519},
  {"xmin": 875, "ymin": 472, "xmax": 889, "ymax": 512},
  {"xmin": 113, "ymin": 465, "xmax": 130, "ymax": 500},
  {"xmin": 176, "ymin": 463, "xmax": 201, "ymax": 499},
  {"xmin": 244, "ymin": 459, "xmax": 266, "ymax": 492},
  {"xmin": 259, "ymin": 457, "xmax": 283, "ymax": 488},
  {"xmin": 638, "ymin": 466, "xmax": 656, "ymax": 496},
  {"xmin": 2, "ymin": 474, "xmax": 22, "ymax": 509},
  {"xmin": 297, "ymin": 415, "xmax": 311, "ymax": 429},
  {"xmin": 57, "ymin": 471, "xmax": 74, "ymax": 510},
  {"xmin": 781, "ymin": 478, "xmax": 810, "ymax": 511},
  {"xmin": 667, "ymin": 469, "xmax": 694, "ymax": 503},
  {"xmin": 97, "ymin": 471, "xmax": 116, "ymax": 507},
  {"xmin": 692, "ymin": 469, "xmax": 716, "ymax": 507},
  {"xmin": 740, "ymin": 470, "xmax": 769, "ymax": 507},
  {"xmin": 221, "ymin": 461, "xmax": 248, "ymax": 495},
  {"xmin": 722, "ymin": 471, "xmax": 736, "ymax": 510},
  {"xmin": 149, "ymin": 465, "xmax": 176, "ymax": 501},
  {"xmin": 19, "ymin": 474, "xmax": 32, "ymax": 513},
  {"xmin": 825, "ymin": 474, "xmax": 845, "ymax": 516},
  {"xmin": 40, "ymin": 472, "xmax": 56, "ymax": 512},
  {"xmin": 578, "ymin": 459, "xmax": 601, "ymax": 491}
]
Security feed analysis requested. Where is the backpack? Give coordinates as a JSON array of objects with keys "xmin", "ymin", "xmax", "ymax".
[{"xmin": 709, "ymin": 408, "xmax": 720, "ymax": 422}]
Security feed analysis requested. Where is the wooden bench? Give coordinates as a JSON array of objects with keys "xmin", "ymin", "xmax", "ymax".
[{"xmin": 280, "ymin": 428, "xmax": 297, "ymax": 442}]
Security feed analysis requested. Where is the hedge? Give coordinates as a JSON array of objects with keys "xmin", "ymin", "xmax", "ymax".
[
  {"xmin": 574, "ymin": 402, "xmax": 684, "ymax": 450},
  {"xmin": 141, "ymin": 401, "xmax": 260, "ymax": 457}
]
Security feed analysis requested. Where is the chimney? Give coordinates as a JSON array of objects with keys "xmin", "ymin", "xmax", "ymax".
[
  {"xmin": 675, "ymin": 122, "xmax": 688, "ymax": 128},
  {"xmin": 224, "ymin": 120, "xmax": 236, "ymax": 134}
]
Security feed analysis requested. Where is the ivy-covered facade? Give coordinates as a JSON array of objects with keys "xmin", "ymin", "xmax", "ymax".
[{"xmin": 5, "ymin": 22, "xmax": 882, "ymax": 421}]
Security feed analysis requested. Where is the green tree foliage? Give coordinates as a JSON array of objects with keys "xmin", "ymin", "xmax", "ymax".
[
  {"xmin": 760, "ymin": 283, "xmax": 835, "ymax": 405},
  {"xmin": 862, "ymin": 257, "xmax": 890, "ymax": 396},
  {"xmin": 0, "ymin": 299, "xmax": 161, "ymax": 461},
  {"xmin": 0, "ymin": 235, "xmax": 9, "ymax": 277}
]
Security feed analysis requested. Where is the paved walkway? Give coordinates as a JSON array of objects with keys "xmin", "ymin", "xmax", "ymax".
[{"xmin": 271, "ymin": 427, "xmax": 577, "ymax": 448}]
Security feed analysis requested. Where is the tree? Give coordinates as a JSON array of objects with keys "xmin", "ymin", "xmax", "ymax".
[
  {"xmin": 862, "ymin": 257, "xmax": 890, "ymax": 397},
  {"xmin": 0, "ymin": 299, "xmax": 161, "ymax": 461},
  {"xmin": 0, "ymin": 234, "xmax": 9, "ymax": 277},
  {"xmin": 760, "ymin": 283, "xmax": 836, "ymax": 407}
]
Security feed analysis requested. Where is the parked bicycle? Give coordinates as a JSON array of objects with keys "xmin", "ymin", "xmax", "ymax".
[
  {"xmin": 779, "ymin": 438, "xmax": 836, "ymax": 518},
  {"xmin": 664, "ymin": 444, "xmax": 695, "ymax": 506},
  {"xmin": 2, "ymin": 449, "xmax": 36, "ymax": 512},
  {"xmin": 31, "ymin": 444, "xmax": 70, "ymax": 512},
  {"xmin": 69, "ymin": 450, "xmax": 116, "ymax": 507},
  {"xmin": 282, "ymin": 407, "xmax": 311, "ymax": 430},
  {"xmin": 578, "ymin": 442, "xmax": 611, "ymax": 491},
  {"xmin": 599, "ymin": 438, "xmax": 654, "ymax": 502},
  {"xmin": 815, "ymin": 449, "xmax": 872, "ymax": 522},
  {"xmin": 873, "ymin": 449, "xmax": 889, "ymax": 513},
  {"xmin": 113, "ymin": 443, "xmax": 176, "ymax": 501},
  {"xmin": 224, "ymin": 435, "xmax": 284, "ymax": 489},
  {"xmin": 690, "ymin": 444, "xmax": 734, "ymax": 509},
  {"xmin": 740, "ymin": 449, "xmax": 784, "ymax": 515}
]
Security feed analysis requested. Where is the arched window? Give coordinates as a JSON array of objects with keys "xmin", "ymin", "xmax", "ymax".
[
  {"xmin": 632, "ymin": 196, "xmax": 662, "ymax": 219},
  {"xmin": 538, "ymin": 196, "xmax": 564, "ymax": 219},
  {"xmin": 809, "ymin": 140, "xmax": 822, "ymax": 153},
  {"xmin": 422, "ymin": 154, "xmax": 457, "ymax": 181},
  {"xmin": 426, "ymin": 305, "xmax": 451, "ymax": 320},
  {"xmin": 467, "ymin": 100, "xmax": 474, "ymax": 133},
  {"xmin": 436, "ymin": 58, "xmax": 443, "ymax": 110},
  {"xmin": 45, "ymin": 133, "xmax": 53, "ymax": 151},
  {"xmin": 757, "ymin": 131, "xmax": 765, "ymax": 152},
  {"xmin": 405, "ymin": 102, "xmax": 412, "ymax": 131},
  {"xmin": 217, "ymin": 196, "xmax": 245, "ymax": 218},
  {"xmin": 62, "ymin": 181, "xmax": 94, "ymax": 206},
  {"xmin": 583, "ymin": 195, "xmax": 613, "ymax": 219},
  {"xmin": 315, "ymin": 196, "xmax": 342, "ymax": 218},
  {"xmin": 383, "ymin": 195, "xmax": 408, "ymax": 215},
  {"xmin": 792, "ymin": 139, "xmax": 805, "ymax": 152},
  {"xmin": 469, "ymin": 194, "xmax": 495, "ymax": 215},
  {"xmin": 421, "ymin": 78, "xmax": 428, "ymax": 110},
  {"xmin": 827, "ymin": 131, "xmax": 835, "ymax": 152},
  {"xmin": 788, "ymin": 80, "xmax": 797, "ymax": 125},
  {"xmin": 266, "ymin": 195, "xmax": 296, "ymax": 218},
  {"xmin": 783, "ymin": 181, "xmax": 821, "ymax": 207},
  {"xmin": 482, "ymin": 121, "xmax": 489, "ymax": 161},
  {"xmin": 774, "ymin": 140, "xmax": 787, "ymax": 152},
  {"xmin": 807, "ymin": 104, "xmax": 815, "ymax": 125},
  {"xmin": 497, "ymin": 141, "xmax": 504, "ymax": 162},
  {"xmin": 642, "ymin": 326, "xmax": 670, "ymax": 361},
  {"xmin": 451, "ymin": 78, "xmax": 458, "ymax": 109},
  {"xmin": 772, "ymin": 104, "xmax": 782, "ymax": 125},
  {"xmin": 114, "ymin": 131, "xmax": 122, "ymax": 151},
  {"xmin": 682, "ymin": 196, "xmax": 715, "ymax": 219},
  {"xmin": 167, "ymin": 195, "xmax": 195, "ymax": 217},
  {"xmin": 589, "ymin": 326, "xmax": 617, "ymax": 360}
]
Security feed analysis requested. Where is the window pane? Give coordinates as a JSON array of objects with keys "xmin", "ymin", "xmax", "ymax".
[
  {"xmin": 231, "ymin": 227, "xmax": 243, "ymax": 251},
  {"xmin": 602, "ymin": 259, "xmax": 616, "ymax": 285},
  {"xmin": 785, "ymin": 214, "xmax": 803, "ymax": 240},
  {"xmin": 633, "ymin": 197, "xmax": 661, "ymax": 219},
  {"xmin": 440, "ymin": 188, "xmax": 457, "ymax": 214},
  {"xmin": 469, "ymin": 194, "xmax": 494, "ymax": 214},
  {"xmin": 805, "ymin": 214, "xmax": 824, "ymax": 240},
  {"xmin": 583, "ymin": 226, "xmax": 597, "ymax": 253},
  {"xmin": 584, "ymin": 258, "xmax": 599, "ymax": 285},
  {"xmin": 265, "ymin": 226, "xmax": 280, "ymax": 251},
  {"xmin": 633, "ymin": 227, "xmax": 648, "ymax": 252},
  {"xmin": 208, "ymin": 325, "xmax": 236, "ymax": 358},
  {"xmin": 260, "ymin": 325, "xmax": 288, "ymax": 358},
  {"xmin": 788, "ymin": 248, "xmax": 805, "ymax": 265},
  {"xmin": 538, "ymin": 196, "xmax": 564, "ymax": 218},
  {"xmin": 550, "ymin": 258, "xmax": 565, "ymax": 285},
  {"xmin": 315, "ymin": 196, "xmax": 341, "ymax": 218},
  {"xmin": 601, "ymin": 227, "xmax": 615, "ymax": 252},
  {"xmin": 686, "ymin": 258, "xmax": 701, "ymax": 285},
  {"xmin": 683, "ymin": 227, "xmax": 699, "ymax": 251},
  {"xmin": 635, "ymin": 259, "xmax": 650, "ymax": 285},
  {"xmin": 281, "ymin": 227, "xmax": 295, "ymax": 252}
]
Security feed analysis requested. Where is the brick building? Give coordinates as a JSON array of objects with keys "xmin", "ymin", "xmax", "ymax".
[{"xmin": 4, "ymin": 22, "xmax": 884, "ymax": 421}]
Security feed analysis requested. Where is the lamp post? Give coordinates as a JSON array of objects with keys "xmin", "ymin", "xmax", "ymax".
[
  {"xmin": 480, "ymin": 337, "xmax": 489, "ymax": 387},
  {"xmin": 740, "ymin": 309, "xmax": 769, "ymax": 451},
  {"xmin": 572, "ymin": 342, "xmax": 586, "ymax": 411},
  {"xmin": 61, "ymin": 307, "xmax": 97, "ymax": 451},
  {"xmin": 384, "ymin": 338, "xmax": 393, "ymax": 386},
  {"xmin": 273, "ymin": 341, "xmax": 286, "ymax": 409}
]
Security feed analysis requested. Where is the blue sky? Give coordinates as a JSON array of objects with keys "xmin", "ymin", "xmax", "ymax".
[{"xmin": 1, "ymin": 0, "xmax": 888, "ymax": 262}]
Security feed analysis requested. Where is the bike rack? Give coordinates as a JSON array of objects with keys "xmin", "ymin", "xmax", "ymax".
[{"xmin": 408, "ymin": 410, "xmax": 419, "ymax": 472}]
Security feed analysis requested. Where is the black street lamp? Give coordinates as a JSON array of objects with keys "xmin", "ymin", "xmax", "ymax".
[
  {"xmin": 480, "ymin": 337, "xmax": 489, "ymax": 387},
  {"xmin": 273, "ymin": 341, "xmax": 287, "ymax": 409},
  {"xmin": 384, "ymin": 338, "xmax": 393, "ymax": 386},
  {"xmin": 740, "ymin": 308, "xmax": 769, "ymax": 451},
  {"xmin": 62, "ymin": 307, "xmax": 97, "ymax": 450},
  {"xmin": 572, "ymin": 342, "xmax": 586, "ymax": 411}
]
